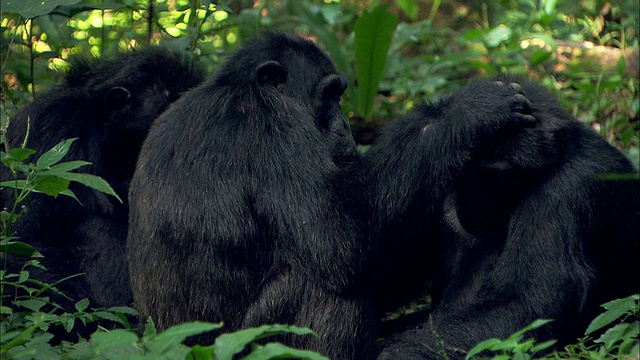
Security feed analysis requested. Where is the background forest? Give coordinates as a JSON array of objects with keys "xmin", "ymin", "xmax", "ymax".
[{"xmin": 1, "ymin": 0, "xmax": 639, "ymax": 359}]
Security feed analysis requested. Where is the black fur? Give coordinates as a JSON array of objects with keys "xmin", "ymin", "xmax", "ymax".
[
  {"xmin": 127, "ymin": 33, "xmax": 370, "ymax": 359},
  {"xmin": 2, "ymin": 47, "xmax": 204, "ymax": 311},
  {"xmin": 373, "ymin": 78, "xmax": 639, "ymax": 359}
]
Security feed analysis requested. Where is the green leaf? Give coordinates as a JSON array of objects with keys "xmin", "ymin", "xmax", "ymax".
[
  {"xmin": 617, "ymin": 56, "xmax": 627, "ymax": 77},
  {"xmin": 2, "ymin": 0, "xmax": 83, "ymax": 19},
  {"xmin": 60, "ymin": 313, "xmax": 77, "ymax": 333},
  {"xmin": 142, "ymin": 317, "xmax": 157, "ymax": 339},
  {"xmin": 396, "ymin": 0, "xmax": 419, "ymax": 20},
  {"xmin": 586, "ymin": 295, "xmax": 639, "ymax": 335},
  {"xmin": 89, "ymin": 329, "xmax": 139, "ymax": 353},
  {"xmin": 530, "ymin": 50, "xmax": 552, "ymax": 65},
  {"xmin": 149, "ymin": 322, "xmax": 221, "ymax": 355},
  {"xmin": 242, "ymin": 342, "xmax": 329, "ymax": 360},
  {"xmin": 354, "ymin": 5, "xmax": 398, "ymax": 118},
  {"xmin": 14, "ymin": 299, "xmax": 47, "ymax": 312},
  {"xmin": 484, "ymin": 25, "xmax": 512, "ymax": 48},
  {"xmin": 466, "ymin": 338, "xmax": 502, "ymax": 359},
  {"xmin": 8, "ymin": 147, "xmax": 36, "ymax": 163},
  {"xmin": 0, "ymin": 241, "xmax": 43, "ymax": 257},
  {"xmin": 214, "ymin": 325, "xmax": 315, "ymax": 360},
  {"xmin": 35, "ymin": 138, "xmax": 78, "ymax": 170},
  {"xmin": 107, "ymin": 306, "xmax": 139, "ymax": 316},
  {"xmin": 32, "ymin": 176, "xmax": 70, "ymax": 197},
  {"xmin": 542, "ymin": 0, "xmax": 557, "ymax": 15},
  {"xmin": 595, "ymin": 322, "xmax": 636, "ymax": 349},
  {"xmin": 75, "ymin": 298, "xmax": 90, "ymax": 312},
  {"xmin": 49, "ymin": 160, "xmax": 91, "ymax": 173},
  {"xmin": 0, "ymin": 179, "xmax": 28, "ymax": 190},
  {"xmin": 51, "ymin": 172, "xmax": 123, "ymax": 203},
  {"xmin": 531, "ymin": 339, "xmax": 557, "ymax": 354},
  {"xmin": 286, "ymin": 2, "xmax": 352, "ymax": 79},
  {"xmin": 95, "ymin": 311, "xmax": 126, "ymax": 325},
  {"xmin": 187, "ymin": 345, "xmax": 213, "ymax": 360}
]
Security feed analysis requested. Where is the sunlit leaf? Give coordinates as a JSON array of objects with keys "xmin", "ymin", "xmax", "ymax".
[
  {"xmin": 484, "ymin": 25, "xmax": 512, "ymax": 48},
  {"xmin": 2, "ymin": 0, "xmax": 82, "ymax": 19}
]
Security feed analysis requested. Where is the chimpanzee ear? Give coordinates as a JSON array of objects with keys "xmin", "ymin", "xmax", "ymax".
[
  {"xmin": 254, "ymin": 61, "xmax": 287, "ymax": 88},
  {"xmin": 316, "ymin": 74, "xmax": 347, "ymax": 101},
  {"xmin": 104, "ymin": 86, "xmax": 131, "ymax": 111}
]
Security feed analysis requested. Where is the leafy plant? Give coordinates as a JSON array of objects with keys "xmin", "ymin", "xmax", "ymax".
[
  {"xmin": 465, "ymin": 319, "xmax": 557, "ymax": 360},
  {"xmin": 465, "ymin": 294, "xmax": 640, "ymax": 359}
]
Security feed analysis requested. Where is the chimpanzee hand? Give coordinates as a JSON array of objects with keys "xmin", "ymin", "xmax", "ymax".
[{"xmin": 446, "ymin": 79, "xmax": 537, "ymax": 135}]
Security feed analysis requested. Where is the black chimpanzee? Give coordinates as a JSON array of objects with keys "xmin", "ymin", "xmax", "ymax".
[
  {"xmin": 127, "ymin": 32, "xmax": 540, "ymax": 358},
  {"xmin": 373, "ymin": 78, "xmax": 639, "ymax": 359},
  {"xmin": 127, "ymin": 33, "xmax": 369, "ymax": 359},
  {"xmin": 1, "ymin": 47, "xmax": 204, "ymax": 311}
]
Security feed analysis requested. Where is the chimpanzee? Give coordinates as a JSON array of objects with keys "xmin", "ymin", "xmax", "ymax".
[
  {"xmin": 373, "ymin": 78, "xmax": 639, "ymax": 359},
  {"xmin": 127, "ymin": 32, "xmax": 369, "ymax": 359},
  {"xmin": 127, "ymin": 31, "xmax": 543, "ymax": 358},
  {"xmin": 1, "ymin": 47, "xmax": 204, "ymax": 312}
]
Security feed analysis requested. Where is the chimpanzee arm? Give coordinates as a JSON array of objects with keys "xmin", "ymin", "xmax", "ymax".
[{"xmin": 362, "ymin": 80, "xmax": 536, "ymax": 226}]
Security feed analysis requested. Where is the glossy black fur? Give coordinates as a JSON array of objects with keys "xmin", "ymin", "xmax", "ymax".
[
  {"xmin": 2, "ymin": 48, "xmax": 204, "ymax": 312},
  {"xmin": 126, "ymin": 33, "xmax": 370, "ymax": 359},
  {"xmin": 373, "ymin": 78, "xmax": 639, "ymax": 359}
]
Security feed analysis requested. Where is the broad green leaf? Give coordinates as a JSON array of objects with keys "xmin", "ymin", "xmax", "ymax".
[
  {"xmin": 187, "ymin": 345, "xmax": 213, "ymax": 360},
  {"xmin": 2, "ymin": 0, "xmax": 83, "ymax": 19},
  {"xmin": 150, "ymin": 322, "xmax": 221, "ymax": 355},
  {"xmin": 51, "ymin": 172, "xmax": 122, "ymax": 203},
  {"xmin": 36, "ymin": 138, "xmax": 78, "ymax": 170},
  {"xmin": 0, "ymin": 241, "xmax": 43, "ymax": 257},
  {"xmin": 8, "ymin": 147, "xmax": 36, "ymax": 162},
  {"xmin": 242, "ymin": 342, "xmax": 329, "ymax": 360},
  {"xmin": 354, "ymin": 5, "xmax": 397, "ymax": 118},
  {"xmin": 14, "ymin": 299, "xmax": 47, "ymax": 312},
  {"xmin": 484, "ymin": 25, "xmax": 512, "ymax": 48},
  {"xmin": 18, "ymin": 271, "xmax": 29, "ymax": 283},
  {"xmin": 586, "ymin": 295, "xmax": 639, "ymax": 335},
  {"xmin": 595, "ymin": 322, "xmax": 637, "ymax": 349},
  {"xmin": 89, "ymin": 329, "xmax": 139, "ymax": 353},
  {"xmin": 60, "ymin": 313, "xmax": 77, "ymax": 333},
  {"xmin": 75, "ymin": 298, "xmax": 90, "ymax": 312},
  {"xmin": 214, "ymin": 325, "xmax": 315, "ymax": 360},
  {"xmin": 32, "ymin": 176, "xmax": 70, "ymax": 197}
]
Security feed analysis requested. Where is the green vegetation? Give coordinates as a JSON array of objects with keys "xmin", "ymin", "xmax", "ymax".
[{"xmin": 2, "ymin": 1, "xmax": 638, "ymax": 359}]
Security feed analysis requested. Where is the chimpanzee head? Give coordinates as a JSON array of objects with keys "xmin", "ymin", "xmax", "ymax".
[
  {"xmin": 215, "ymin": 32, "xmax": 358, "ymax": 167},
  {"xmin": 65, "ymin": 48, "xmax": 204, "ymax": 180}
]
